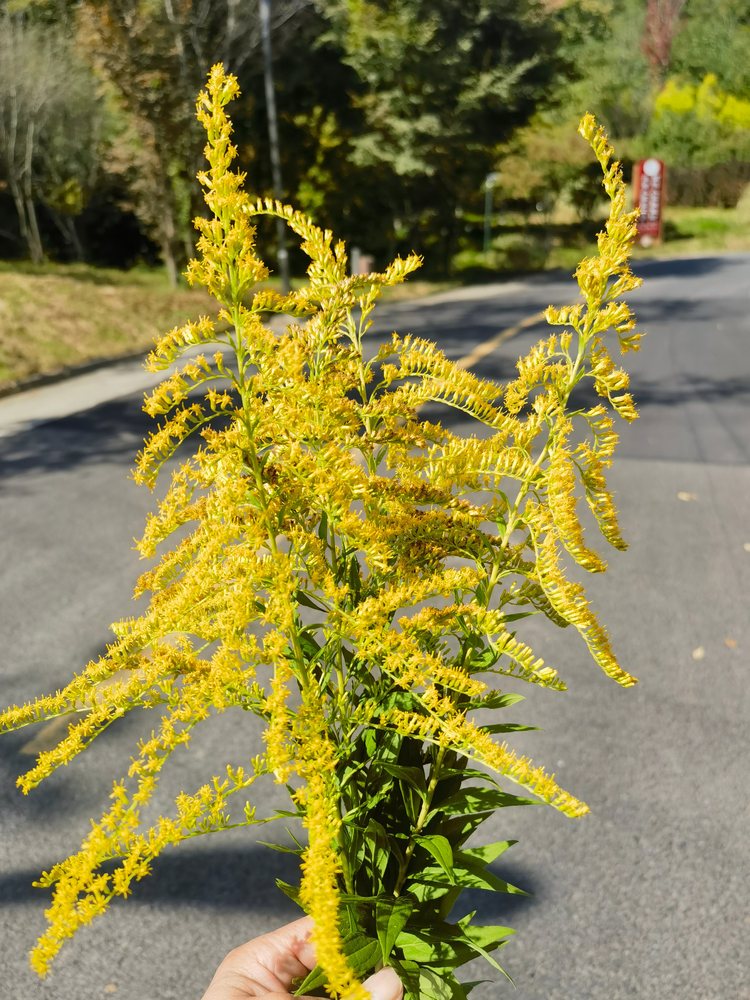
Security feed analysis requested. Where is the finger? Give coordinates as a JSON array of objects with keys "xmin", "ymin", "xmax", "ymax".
[
  {"xmin": 363, "ymin": 967, "xmax": 404, "ymax": 1000},
  {"xmin": 256, "ymin": 967, "xmax": 404, "ymax": 1000},
  {"xmin": 201, "ymin": 917, "xmax": 316, "ymax": 999}
]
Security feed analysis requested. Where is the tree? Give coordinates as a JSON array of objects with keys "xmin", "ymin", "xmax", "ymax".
[
  {"xmin": 669, "ymin": 0, "xmax": 750, "ymax": 97},
  {"xmin": 0, "ymin": 11, "xmax": 106, "ymax": 262},
  {"xmin": 551, "ymin": 0, "xmax": 653, "ymax": 141},
  {"xmin": 320, "ymin": 0, "xmax": 564, "ymax": 268},
  {"xmin": 642, "ymin": 73, "xmax": 750, "ymax": 167},
  {"xmin": 641, "ymin": 0, "xmax": 687, "ymax": 83},
  {"xmin": 78, "ymin": 0, "xmax": 311, "ymax": 284}
]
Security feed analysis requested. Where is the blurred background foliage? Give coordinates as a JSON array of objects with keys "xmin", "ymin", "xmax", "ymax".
[{"xmin": 0, "ymin": 0, "xmax": 748, "ymax": 282}]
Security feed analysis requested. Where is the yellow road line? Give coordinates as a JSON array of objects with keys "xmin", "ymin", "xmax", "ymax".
[
  {"xmin": 19, "ymin": 670, "xmax": 130, "ymax": 756},
  {"xmin": 20, "ymin": 714, "xmax": 72, "ymax": 756},
  {"xmin": 455, "ymin": 310, "xmax": 546, "ymax": 370}
]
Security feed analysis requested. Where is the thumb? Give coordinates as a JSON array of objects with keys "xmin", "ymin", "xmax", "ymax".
[{"xmin": 362, "ymin": 967, "xmax": 403, "ymax": 1000}]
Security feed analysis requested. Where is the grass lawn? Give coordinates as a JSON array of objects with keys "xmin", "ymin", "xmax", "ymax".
[
  {"xmin": 0, "ymin": 262, "xmax": 216, "ymax": 392},
  {"xmin": 455, "ymin": 186, "xmax": 750, "ymax": 277},
  {"xmin": 547, "ymin": 201, "xmax": 750, "ymax": 270}
]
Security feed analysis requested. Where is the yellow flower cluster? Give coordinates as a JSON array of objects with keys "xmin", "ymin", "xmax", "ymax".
[
  {"xmin": 375, "ymin": 693, "xmax": 588, "ymax": 819},
  {"xmin": 294, "ymin": 701, "xmax": 366, "ymax": 1000},
  {"xmin": 0, "ymin": 67, "xmax": 644, "ymax": 989}
]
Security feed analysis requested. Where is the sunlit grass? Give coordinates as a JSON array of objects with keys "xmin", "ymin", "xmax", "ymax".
[{"xmin": 0, "ymin": 263, "xmax": 215, "ymax": 390}]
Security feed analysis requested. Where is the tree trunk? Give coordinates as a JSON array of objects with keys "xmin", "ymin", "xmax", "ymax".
[
  {"xmin": 8, "ymin": 175, "xmax": 44, "ymax": 264},
  {"xmin": 22, "ymin": 119, "xmax": 45, "ymax": 263},
  {"xmin": 162, "ymin": 232, "xmax": 179, "ymax": 287},
  {"xmin": 48, "ymin": 209, "xmax": 85, "ymax": 261},
  {"xmin": 23, "ymin": 193, "xmax": 45, "ymax": 264}
]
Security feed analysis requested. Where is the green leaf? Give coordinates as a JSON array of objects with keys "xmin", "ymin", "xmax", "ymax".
[
  {"xmin": 255, "ymin": 839, "xmax": 303, "ymax": 855},
  {"xmin": 463, "ymin": 981, "xmax": 493, "ymax": 996},
  {"xmin": 432, "ymin": 809, "xmax": 495, "ymax": 848},
  {"xmin": 339, "ymin": 758, "xmax": 368, "ymax": 792},
  {"xmin": 397, "ymin": 930, "xmax": 448, "ymax": 964},
  {"xmin": 414, "ymin": 834, "xmax": 454, "ymax": 881},
  {"xmin": 298, "ymin": 631, "xmax": 322, "ymax": 661},
  {"xmin": 397, "ymin": 918, "xmax": 514, "ymax": 984},
  {"xmin": 275, "ymin": 878, "xmax": 300, "ymax": 904},
  {"xmin": 376, "ymin": 897, "xmax": 414, "ymax": 963},
  {"xmin": 363, "ymin": 724, "xmax": 402, "ymax": 762},
  {"xmin": 439, "ymin": 786, "xmax": 538, "ymax": 815},
  {"xmin": 379, "ymin": 761, "xmax": 428, "ymax": 797},
  {"xmin": 455, "ymin": 851, "xmax": 529, "ymax": 895},
  {"xmin": 397, "ymin": 927, "xmax": 488, "ymax": 983},
  {"xmin": 340, "ymin": 891, "xmax": 389, "ymax": 904},
  {"xmin": 293, "ymin": 589, "xmax": 327, "ymax": 612},
  {"xmin": 364, "ymin": 817, "xmax": 392, "ymax": 883},
  {"xmin": 470, "ymin": 690, "xmax": 525, "ymax": 710},
  {"xmin": 346, "ymin": 934, "xmax": 381, "ymax": 977},
  {"xmin": 456, "ymin": 922, "xmax": 515, "ymax": 982},
  {"xmin": 430, "ymin": 765, "xmax": 499, "ymax": 787},
  {"xmin": 348, "ymin": 556, "xmax": 362, "ymax": 598},
  {"xmin": 466, "ymin": 647, "xmax": 498, "ymax": 671},
  {"xmin": 407, "ymin": 879, "xmax": 456, "ymax": 904},
  {"xmin": 459, "ymin": 920, "xmax": 515, "ymax": 949},
  {"xmin": 478, "ymin": 722, "xmax": 538, "ymax": 734},
  {"xmin": 418, "ymin": 969, "xmax": 458, "ymax": 1000},
  {"xmin": 409, "ymin": 857, "xmax": 528, "ymax": 896},
  {"xmin": 460, "ymin": 840, "xmax": 516, "ymax": 866},
  {"xmin": 294, "ymin": 932, "xmax": 380, "ymax": 996},
  {"xmin": 391, "ymin": 957, "xmax": 421, "ymax": 999},
  {"xmin": 394, "ymin": 777, "xmax": 423, "ymax": 825},
  {"xmin": 380, "ymin": 689, "xmax": 422, "ymax": 714}
]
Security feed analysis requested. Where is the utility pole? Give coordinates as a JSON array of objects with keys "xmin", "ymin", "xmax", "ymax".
[
  {"xmin": 259, "ymin": 0, "xmax": 290, "ymax": 293},
  {"xmin": 483, "ymin": 171, "xmax": 499, "ymax": 255}
]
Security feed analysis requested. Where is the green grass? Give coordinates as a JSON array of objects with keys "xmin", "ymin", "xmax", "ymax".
[
  {"xmin": 0, "ymin": 263, "xmax": 215, "ymax": 391},
  {"xmin": 454, "ymin": 196, "xmax": 750, "ymax": 279}
]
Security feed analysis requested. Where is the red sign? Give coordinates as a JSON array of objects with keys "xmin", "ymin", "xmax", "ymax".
[{"xmin": 633, "ymin": 158, "xmax": 666, "ymax": 244}]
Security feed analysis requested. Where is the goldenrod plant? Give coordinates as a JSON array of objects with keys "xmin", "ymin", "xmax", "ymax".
[{"xmin": 0, "ymin": 66, "xmax": 644, "ymax": 999}]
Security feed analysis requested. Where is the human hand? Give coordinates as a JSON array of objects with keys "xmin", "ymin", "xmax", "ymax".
[{"xmin": 200, "ymin": 916, "xmax": 404, "ymax": 1000}]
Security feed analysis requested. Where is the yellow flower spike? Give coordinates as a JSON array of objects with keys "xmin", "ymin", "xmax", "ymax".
[{"xmin": 300, "ymin": 774, "xmax": 365, "ymax": 1000}]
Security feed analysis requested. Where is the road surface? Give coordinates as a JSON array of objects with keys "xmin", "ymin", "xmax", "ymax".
[{"xmin": 1, "ymin": 254, "xmax": 748, "ymax": 1000}]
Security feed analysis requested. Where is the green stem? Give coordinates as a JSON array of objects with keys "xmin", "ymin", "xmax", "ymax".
[{"xmin": 393, "ymin": 744, "xmax": 448, "ymax": 897}]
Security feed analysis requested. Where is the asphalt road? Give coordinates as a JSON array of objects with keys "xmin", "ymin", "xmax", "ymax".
[{"xmin": 1, "ymin": 254, "xmax": 748, "ymax": 1000}]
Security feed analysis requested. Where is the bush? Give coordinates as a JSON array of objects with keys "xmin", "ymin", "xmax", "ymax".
[{"xmin": 666, "ymin": 163, "xmax": 750, "ymax": 208}]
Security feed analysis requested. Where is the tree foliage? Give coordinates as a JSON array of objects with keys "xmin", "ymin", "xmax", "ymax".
[
  {"xmin": 0, "ymin": 0, "xmax": 746, "ymax": 270},
  {"xmin": 0, "ymin": 8, "xmax": 106, "ymax": 262},
  {"xmin": 324, "ymin": 0, "xmax": 563, "ymax": 264}
]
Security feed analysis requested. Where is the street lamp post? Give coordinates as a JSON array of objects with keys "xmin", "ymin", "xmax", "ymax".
[{"xmin": 483, "ymin": 171, "xmax": 500, "ymax": 255}]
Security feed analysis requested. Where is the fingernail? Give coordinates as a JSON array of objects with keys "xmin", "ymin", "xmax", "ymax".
[{"xmin": 363, "ymin": 966, "xmax": 403, "ymax": 1000}]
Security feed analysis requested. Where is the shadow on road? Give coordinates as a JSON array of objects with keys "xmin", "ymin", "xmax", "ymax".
[
  {"xmin": 0, "ymin": 397, "xmax": 149, "ymax": 493},
  {"xmin": 632, "ymin": 255, "xmax": 749, "ymax": 281},
  {"xmin": 0, "ymin": 842, "xmax": 540, "ymax": 922}
]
